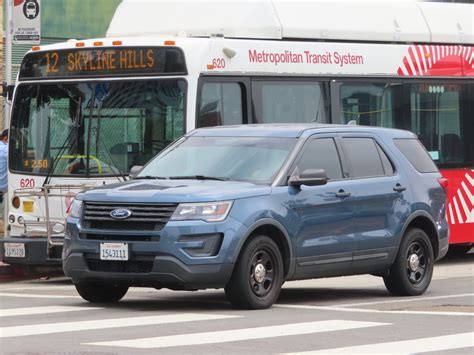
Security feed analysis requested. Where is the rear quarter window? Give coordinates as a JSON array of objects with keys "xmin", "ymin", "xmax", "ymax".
[{"xmin": 394, "ymin": 138, "xmax": 438, "ymax": 173}]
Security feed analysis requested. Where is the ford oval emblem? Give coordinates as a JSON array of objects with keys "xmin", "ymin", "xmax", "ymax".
[{"xmin": 110, "ymin": 208, "xmax": 132, "ymax": 219}]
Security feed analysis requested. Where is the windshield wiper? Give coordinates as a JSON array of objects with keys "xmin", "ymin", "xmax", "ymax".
[
  {"xmin": 43, "ymin": 96, "xmax": 82, "ymax": 187},
  {"xmin": 134, "ymin": 176, "xmax": 167, "ymax": 180},
  {"xmin": 167, "ymin": 175, "xmax": 229, "ymax": 181}
]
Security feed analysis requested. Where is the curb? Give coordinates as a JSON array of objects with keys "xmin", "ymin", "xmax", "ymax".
[{"xmin": 0, "ymin": 262, "xmax": 64, "ymax": 282}]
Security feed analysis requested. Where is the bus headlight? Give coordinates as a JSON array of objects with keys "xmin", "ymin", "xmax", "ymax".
[
  {"xmin": 171, "ymin": 201, "xmax": 233, "ymax": 222},
  {"xmin": 67, "ymin": 199, "xmax": 83, "ymax": 218}
]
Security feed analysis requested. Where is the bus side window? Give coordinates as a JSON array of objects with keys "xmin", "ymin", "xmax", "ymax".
[
  {"xmin": 197, "ymin": 82, "xmax": 244, "ymax": 127},
  {"xmin": 252, "ymin": 81, "xmax": 327, "ymax": 124},
  {"xmin": 338, "ymin": 83, "xmax": 399, "ymax": 127}
]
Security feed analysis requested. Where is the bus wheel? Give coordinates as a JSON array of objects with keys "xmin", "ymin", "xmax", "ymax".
[
  {"xmin": 225, "ymin": 235, "xmax": 283, "ymax": 310},
  {"xmin": 75, "ymin": 282, "xmax": 129, "ymax": 303},
  {"xmin": 384, "ymin": 228, "xmax": 434, "ymax": 296}
]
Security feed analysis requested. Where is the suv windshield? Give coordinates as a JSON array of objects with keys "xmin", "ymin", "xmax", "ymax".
[
  {"xmin": 139, "ymin": 136, "xmax": 297, "ymax": 184},
  {"xmin": 10, "ymin": 79, "xmax": 186, "ymax": 176}
]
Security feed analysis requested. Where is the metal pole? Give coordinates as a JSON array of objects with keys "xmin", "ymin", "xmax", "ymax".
[{"xmin": 4, "ymin": 0, "xmax": 13, "ymax": 129}]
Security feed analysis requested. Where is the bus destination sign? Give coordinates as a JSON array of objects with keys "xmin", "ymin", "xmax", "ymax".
[{"xmin": 20, "ymin": 46, "xmax": 186, "ymax": 79}]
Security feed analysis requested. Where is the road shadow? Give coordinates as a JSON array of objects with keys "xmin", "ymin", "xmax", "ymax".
[
  {"xmin": 92, "ymin": 290, "xmax": 235, "ymax": 312},
  {"xmin": 70, "ymin": 284, "xmax": 391, "ymax": 313},
  {"xmin": 278, "ymin": 287, "xmax": 389, "ymax": 305},
  {"xmin": 438, "ymin": 250, "xmax": 473, "ymax": 265}
]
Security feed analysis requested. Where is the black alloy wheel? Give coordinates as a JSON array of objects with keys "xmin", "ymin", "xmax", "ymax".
[
  {"xmin": 405, "ymin": 240, "xmax": 428, "ymax": 285},
  {"xmin": 225, "ymin": 235, "xmax": 283, "ymax": 309},
  {"xmin": 249, "ymin": 248, "xmax": 276, "ymax": 298},
  {"xmin": 384, "ymin": 228, "xmax": 434, "ymax": 296}
]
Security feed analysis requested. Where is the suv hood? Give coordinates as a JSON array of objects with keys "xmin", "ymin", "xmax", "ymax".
[{"xmin": 79, "ymin": 179, "xmax": 271, "ymax": 203}]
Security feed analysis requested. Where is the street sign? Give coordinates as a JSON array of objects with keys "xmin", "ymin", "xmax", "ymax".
[{"xmin": 13, "ymin": 0, "xmax": 41, "ymax": 44}]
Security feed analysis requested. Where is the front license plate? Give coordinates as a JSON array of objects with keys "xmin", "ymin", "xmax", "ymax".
[
  {"xmin": 100, "ymin": 243, "xmax": 129, "ymax": 261},
  {"xmin": 4, "ymin": 243, "xmax": 26, "ymax": 258}
]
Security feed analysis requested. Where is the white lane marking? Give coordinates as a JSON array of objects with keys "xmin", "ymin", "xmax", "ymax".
[
  {"xmin": 0, "ymin": 313, "xmax": 239, "ymax": 338},
  {"xmin": 0, "ymin": 306, "xmax": 101, "ymax": 318},
  {"xmin": 275, "ymin": 304, "xmax": 474, "ymax": 317},
  {"xmin": 0, "ymin": 292, "xmax": 79, "ymax": 299},
  {"xmin": 86, "ymin": 320, "xmax": 388, "ymax": 349},
  {"xmin": 290, "ymin": 332, "xmax": 474, "ymax": 354},
  {"xmin": 330, "ymin": 293, "xmax": 474, "ymax": 308},
  {"xmin": 0, "ymin": 286, "xmax": 75, "ymax": 291}
]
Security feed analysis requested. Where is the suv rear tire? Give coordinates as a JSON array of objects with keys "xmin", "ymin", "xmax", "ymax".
[
  {"xmin": 75, "ymin": 282, "xmax": 129, "ymax": 303},
  {"xmin": 225, "ymin": 235, "xmax": 283, "ymax": 309},
  {"xmin": 384, "ymin": 228, "xmax": 434, "ymax": 296}
]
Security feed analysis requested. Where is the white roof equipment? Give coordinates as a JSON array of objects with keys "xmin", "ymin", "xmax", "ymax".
[{"xmin": 107, "ymin": 0, "xmax": 474, "ymax": 44}]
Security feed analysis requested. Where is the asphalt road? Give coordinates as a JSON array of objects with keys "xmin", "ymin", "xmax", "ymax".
[{"xmin": 0, "ymin": 252, "xmax": 472, "ymax": 354}]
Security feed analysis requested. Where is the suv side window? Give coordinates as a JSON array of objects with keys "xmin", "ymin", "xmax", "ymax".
[
  {"xmin": 377, "ymin": 144, "xmax": 395, "ymax": 175},
  {"xmin": 342, "ymin": 137, "xmax": 387, "ymax": 178},
  {"xmin": 394, "ymin": 138, "xmax": 438, "ymax": 173},
  {"xmin": 296, "ymin": 138, "xmax": 343, "ymax": 180}
]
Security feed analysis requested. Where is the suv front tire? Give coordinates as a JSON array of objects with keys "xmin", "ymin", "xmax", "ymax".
[{"xmin": 225, "ymin": 235, "xmax": 283, "ymax": 309}]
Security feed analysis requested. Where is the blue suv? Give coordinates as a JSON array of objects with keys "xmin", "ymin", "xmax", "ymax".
[{"xmin": 63, "ymin": 124, "xmax": 449, "ymax": 309}]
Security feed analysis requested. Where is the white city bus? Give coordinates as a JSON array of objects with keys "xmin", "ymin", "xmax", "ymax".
[{"xmin": 1, "ymin": 0, "xmax": 473, "ymax": 265}]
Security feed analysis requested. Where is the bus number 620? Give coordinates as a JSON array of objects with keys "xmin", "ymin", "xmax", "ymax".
[
  {"xmin": 212, "ymin": 58, "xmax": 226, "ymax": 69},
  {"xmin": 20, "ymin": 178, "xmax": 35, "ymax": 188}
]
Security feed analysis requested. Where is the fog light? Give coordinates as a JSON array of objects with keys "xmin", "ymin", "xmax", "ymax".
[
  {"xmin": 8, "ymin": 215, "xmax": 15, "ymax": 223},
  {"xmin": 52, "ymin": 223, "xmax": 65, "ymax": 234},
  {"xmin": 17, "ymin": 216, "xmax": 24, "ymax": 225},
  {"xmin": 178, "ymin": 233, "xmax": 223, "ymax": 257}
]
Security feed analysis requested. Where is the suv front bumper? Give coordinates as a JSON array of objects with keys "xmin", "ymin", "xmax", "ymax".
[{"xmin": 62, "ymin": 215, "xmax": 248, "ymax": 289}]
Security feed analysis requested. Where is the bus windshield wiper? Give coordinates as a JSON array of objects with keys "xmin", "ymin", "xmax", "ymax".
[
  {"xmin": 43, "ymin": 96, "xmax": 82, "ymax": 187},
  {"xmin": 167, "ymin": 175, "xmax": 229, "ymax": 181}
]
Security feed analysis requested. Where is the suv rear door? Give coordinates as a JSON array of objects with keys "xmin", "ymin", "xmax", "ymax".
[{"xmin": 339, "ymin": 134, "xmax": 411, "ymax": 272}]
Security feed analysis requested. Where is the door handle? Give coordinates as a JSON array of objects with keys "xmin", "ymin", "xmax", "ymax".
[
  {"xmin": 336, "ymin": 190, "xmax": 351, "ymax": 198},
  {"xmin": 393, "ymin": 184, "xmax": 406, "ymax": 192}
]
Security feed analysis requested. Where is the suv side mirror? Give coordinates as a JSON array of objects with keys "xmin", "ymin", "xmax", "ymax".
[
  {"xmin": 129, "ymin": 165, "xmax": 143, "ymax": 179},
  {"xmin": 288, "ymin": 168, "xmax": 328, "ymax": 187}
]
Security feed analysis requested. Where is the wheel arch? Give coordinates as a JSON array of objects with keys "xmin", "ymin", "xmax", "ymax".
[
  {"xmin": 400, "ymin": 211, "xmax": 440, "ymax": 259},
  {"xmin": 233, "ymin": 219, "xmax": 295, "ymax": 279}
]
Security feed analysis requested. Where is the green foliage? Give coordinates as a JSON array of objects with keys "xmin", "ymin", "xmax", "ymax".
[{"xmin": 41, "ymin": 0, "xmax": 122, "ymax": 39}]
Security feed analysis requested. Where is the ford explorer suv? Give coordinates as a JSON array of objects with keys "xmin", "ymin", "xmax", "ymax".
[{"xmin": 63, "ymin": 124, "xmax": 449, "ymax": 309}]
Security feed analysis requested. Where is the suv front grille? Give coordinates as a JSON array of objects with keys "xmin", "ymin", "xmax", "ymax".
[
  {"xmin": 80, "ymin": 233, "xmax": 154, "ymax": 242},
  {"xmin": 82, "ymin": 202, "xmax": 178, "ymax": 231}
]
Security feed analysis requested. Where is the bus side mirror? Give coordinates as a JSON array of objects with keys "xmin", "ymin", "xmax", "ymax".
[
  {"xmin": 129, "ymin": 165, "xmax": 143, "ymax": 179},
  {"xmin": 2, "ymin": 82, "xmax": 14, "ymax": 101}
]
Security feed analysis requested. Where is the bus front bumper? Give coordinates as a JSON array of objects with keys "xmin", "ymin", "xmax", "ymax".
[{"xmin": 0, "ymin": 237, "xmax": 62, "ymax": 265}]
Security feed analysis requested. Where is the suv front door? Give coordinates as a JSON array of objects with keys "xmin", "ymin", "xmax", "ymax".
[{"xmin": 289, "ymin": 135, "xmax": 355, "ymax": 279}]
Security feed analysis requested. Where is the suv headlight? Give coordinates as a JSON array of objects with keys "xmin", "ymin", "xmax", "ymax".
[
  {"xmin": 67, "ymin": 199, "xmax": 83, "ymax": 218},
  {"xmin": 171, "ymin": 201, "xmax": 233, "ymax": 222}
]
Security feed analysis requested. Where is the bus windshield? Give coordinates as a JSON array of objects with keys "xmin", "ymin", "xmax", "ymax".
[{"xmin": 10, "ymin": 79, "xmax": 186, "ymax": 176}]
